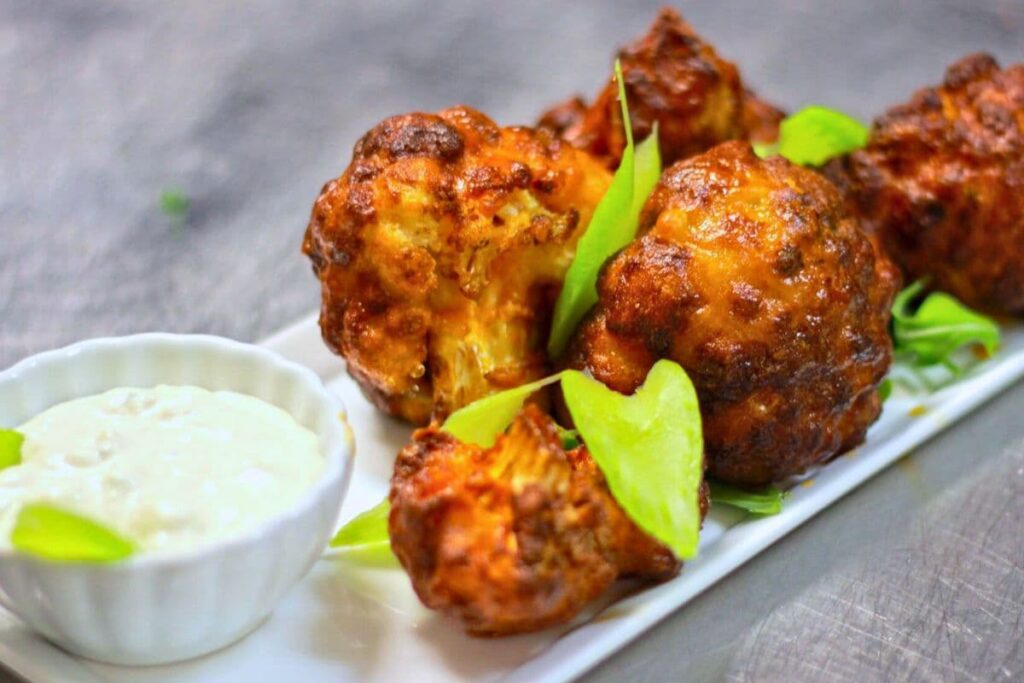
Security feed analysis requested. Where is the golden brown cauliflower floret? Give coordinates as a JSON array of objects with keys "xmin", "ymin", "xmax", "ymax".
[
  {"xmin": 826, "ymin": 53, "xmax": 1024, "ymax": 315},
  {"xmin": 388, "ymin": 405, "xmax": 692, "ymax": 636},
  {"xmin": 303, "ymin": 107, "xmax": 612, "ymax": 423},
  {"xmin": 565, "ymin": 142, "xmax": 899, "ymax": 488},
  {"xmin": 537, "ymin": 8, "xmax": 783, "ymax": 169},
  {"xmin": 742, "ymin": 88, "xmax": 787, "ymax": 147}
]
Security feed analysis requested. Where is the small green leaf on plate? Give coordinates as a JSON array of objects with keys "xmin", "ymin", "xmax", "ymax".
[
  {"xmin": 555, "ymin": 425, "xmax": 580, "ymax": 450},
  {"xmin": 160, "ymin": 189, "xmax": 190, "ymax": 235},
  {"xmin": 160, "ymin": 189, "xmax": 190, "ymax": 217},
  {"xmin": 891, "ymin": 280, "xmax": 1000, "ymax": 370},
  {"xmin": 329, "ymin": 500, "xmax": 397, "ymax": 567},
  {"xmin": 0, "ymin": 429, "xmax": 24, "ymax": 470},
  {"xmin": 708, "ymin": 480, "xmax": 785, "ymax": 516},
  {"xmin": 752, "ymin": 142, "xmax": 779, "ymax": 159},
  {"xmin": 878, "ymin": 378, "xmax": 893, "ymax": 402},
  {"xmin": 776, "ymin": 106, "xmax": 869, "ymax": 166},
  {"xmin": 12, "ymin": 503, "xmax": 136, "ymax": 562},
  {"xmin": 443, "ymin": 373, "xmax": 565, "ymax": 448},
  {"xmin": 548, "ymin": 60, "xmax": 662, "ymax": 358},
  {"xmin": 562, "ymin": 360, "xmax": 704, "ymax": 559}
]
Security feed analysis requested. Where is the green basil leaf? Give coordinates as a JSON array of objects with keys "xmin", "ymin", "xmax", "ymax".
[
  {"xmin": 12, "ymin": 503, "xmax": 135, "ymax": 562},
  {"xmin": 0, "ymin": 429, "xmax": 24, "ymax": 470},
  {"xmin": 329, "ymin": 500, "xmax": 396, "ymax": 567},
  {"xmin": 562, "ymin": 360, "xmax": 704, "ymax": 559},
  {"xmin": 708, "ymin": 481, "xmax": 785, "ymax": 516},
  {"xmin": 443, "ymin": 373, "xmax": 565, "ymax": 447},
  {"xmin": 776, "ymin": 106, "xmax": 869, "ymax": 166},
  {"xmin": 548, "ymin": 60, "xmax": 661, "ymax": 357},
  {"xmin": 892, "ymin": 280, "xmax": 1000, "ymax": 369}
]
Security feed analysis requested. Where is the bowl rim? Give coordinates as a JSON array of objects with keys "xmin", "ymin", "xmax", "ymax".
[{"xmin": 0, "ymin": 333, "xmax": 353, "ymax": 571}]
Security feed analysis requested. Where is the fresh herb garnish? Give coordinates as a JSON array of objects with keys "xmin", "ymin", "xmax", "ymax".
[
  {"xmin": 555, "ymin": 425, "xmax": 580, "ymax": 450},
  {"xmin": 446, "ymin": 362, "xmax": 703, "ymax": 559},
  {"xmin": 891, "ymin": 280, "xmax": 1000, "ymax": 372},
  {"xmin": 751, "ymin": 142, "xmax": 778, "ymax": 159},
  {"xmin": 342, "ymin": 359, "xmax": 705, "ymax": 567},
  {"xmin": 547, "ymin": 60, "xmax": 662, "ymax": 358},
  {"xmin": 562, "ymin": 360, "xmax": 704, "ymax": 558},
  {"xmin": 756, "ymin": 105, "xmax": 869, "ymax": 166},
  {"xmin": 336, "ymin": 381, "xmax": 576, "ymax": 565},
  {"xmin": 329, "ymin": 500, "xmax": 397, "ymax": 567},
  {"xmin": 878, "ymin": 378, "xmax": 893, "ymax": 402},
  {"xmin": 443, "ymin": 373, "xmax": 566, "ymax": 448},
  {"xmin": 631, "ymin": 122, "xmax": 662, "ymax": 219},
  {"xmin": 0, "ymin": 429, "xmax": 24, "ymax": 470},
  {"xmin": 160, "ymin": 189, "xmax": 190, "ymax": 234},
  {"xmin": 11, "ymin": 503, "xmax": 136, "ymax": 562},
  {"xmin": 708, "ymin": 481, "xmax": 785, "ymax": 516}
]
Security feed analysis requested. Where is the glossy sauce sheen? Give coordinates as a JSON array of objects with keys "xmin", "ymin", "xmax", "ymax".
[{"xmin": 0, "ymin": 386, "xmax": 324, "ymax": 555}]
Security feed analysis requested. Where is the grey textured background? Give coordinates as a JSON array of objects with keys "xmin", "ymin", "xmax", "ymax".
[{"xmin": 2, "ymin": 1, "xmax": 1023, "ymax": 681}]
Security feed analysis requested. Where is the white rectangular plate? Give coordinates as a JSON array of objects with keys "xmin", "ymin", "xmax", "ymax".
[{"xmin": 2, "ymin": 314, "xmax": 1023, "ymax": 683}]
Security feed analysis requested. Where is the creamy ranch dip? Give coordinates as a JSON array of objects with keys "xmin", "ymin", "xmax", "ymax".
[{"xmin": 0, "ymin": 386, "xmax": 324, "ymax": 555}]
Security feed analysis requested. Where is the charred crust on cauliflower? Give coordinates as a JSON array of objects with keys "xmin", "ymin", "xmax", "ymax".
[
  {"xmin": 304, "ymin": 106, "xmax": 612, "ymax": 423},
  {"xmin": 537, "ymin": 8, "xmax": 783, "ymax": 168},
  {"xmin": 826, "ymin": 53, "xmax": 1024, "ymax": 315},
  {"xmin": 566, "ymin": 142, "xmax": 899, "ymax": 487},
  {"xmin": 388, "ymin": 405, "xmax": 697, "ymax": 636}
]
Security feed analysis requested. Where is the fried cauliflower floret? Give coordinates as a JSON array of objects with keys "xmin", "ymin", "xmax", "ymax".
[
  {"xmin": 742, "ymin": 89, "xmax": 786, "ymax": 146},
  {"xmin": 303, "ymin": 107, "xmax": 612, "ymax": 423},
  {"xmin": 826, "ymin": 53, "xmax": 1024, "ymax": 315},
  {"xmin": 388, "ymin": 405, "xmax": 691, "ymax": 636},
  {"xmin": 537, "ymin": 8, "xmax": 782, "ymax": 169},
  {"xmin": 565, "ymin": 142, "xmax": 899, "ymax": 487}
]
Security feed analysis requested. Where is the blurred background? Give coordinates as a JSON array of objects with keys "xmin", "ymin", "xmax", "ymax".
[{"xmin": 2, "ymin": 2, "xmax": 1023, "ymax": 682}]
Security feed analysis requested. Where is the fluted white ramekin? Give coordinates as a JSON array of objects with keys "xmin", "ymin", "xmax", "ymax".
[{"xmin": 0, "ymin": 334, "xmax": 353, "ymax": 665}]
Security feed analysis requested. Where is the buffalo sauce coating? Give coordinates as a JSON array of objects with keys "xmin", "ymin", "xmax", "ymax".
[
  {"xmin": 388, "ymin": 405, "xmax": 706, "ymax": 636},
  {"xmin": 827, "ymin": 53, "xmax": 1024, "ymax": 315},
  {"xmin": 304, "ymin": 106, "xmax": 611, "ymax": 424},
  {"xmin": 538, "ymin": 7, "xmax": 783, "ymax": 169},
  {"xmin": 566, "ymin": 141, "xmax": 900, "ymax": 487}
]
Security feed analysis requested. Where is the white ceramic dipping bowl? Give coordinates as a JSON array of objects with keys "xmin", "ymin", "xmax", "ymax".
[{"xmin": 0, "ymin": 334, "xmax": 353, "ymax": 665}]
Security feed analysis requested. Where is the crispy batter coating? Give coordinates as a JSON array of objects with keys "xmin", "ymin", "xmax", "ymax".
[
  {"xmin": 304, "ymin": 107, "xmax": 611, "ymax": 423},
  {"xmin": 826, "ymin": 54, "xmax": 1024, "ymax": 315},
  {"xmin": 537, "ymin": 8, "xmax": 783, "ymax": 168},
  {"xmin": 742, "ymin": 89, "xmax": 787, "ymax": 146},
  {"xmin": 389, "ymin": 405, "xmax": 698, "ymax": 636},
  {"xmin": 565, "ymin": 142, "xmax": 899, "ymax": 487},
  {"xmin": 536, "ymin": 96, "xmax": 587, "ymax": 138}
]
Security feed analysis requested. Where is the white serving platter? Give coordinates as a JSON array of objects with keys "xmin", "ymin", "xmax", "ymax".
[{"xmin": 2, "ymin": 313, "xmax": 1023, "ymax": 683}]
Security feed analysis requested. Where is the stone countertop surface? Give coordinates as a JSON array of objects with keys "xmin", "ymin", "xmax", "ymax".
[{"xmin": 1, "ymin": 1, "xmax": 1022, "ymax": 681}]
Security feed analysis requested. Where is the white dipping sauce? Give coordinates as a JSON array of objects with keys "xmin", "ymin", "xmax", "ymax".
[{"xmin": 0, "ymin": 386, "xmax": 324, "ymax": 556}]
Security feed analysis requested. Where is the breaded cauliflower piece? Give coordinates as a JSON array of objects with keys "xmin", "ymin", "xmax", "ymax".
[
  {"xmin": 826, "ymin": 54, "xmax": 1024, "ymax": 315},
  {"xmin": 388, "ymin": 405, "xmax": 693, "ymax": 636},
  {"xmin": 565, "ymin": 142, "xmax": 899, "ymax": 487},
  {"xmin": 537, "ymin": 8, "xmax": 783, "ymax": 168},
  {"xmin": 304, "ymin": 107, "xmax": 611, "ymax": 423}
]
